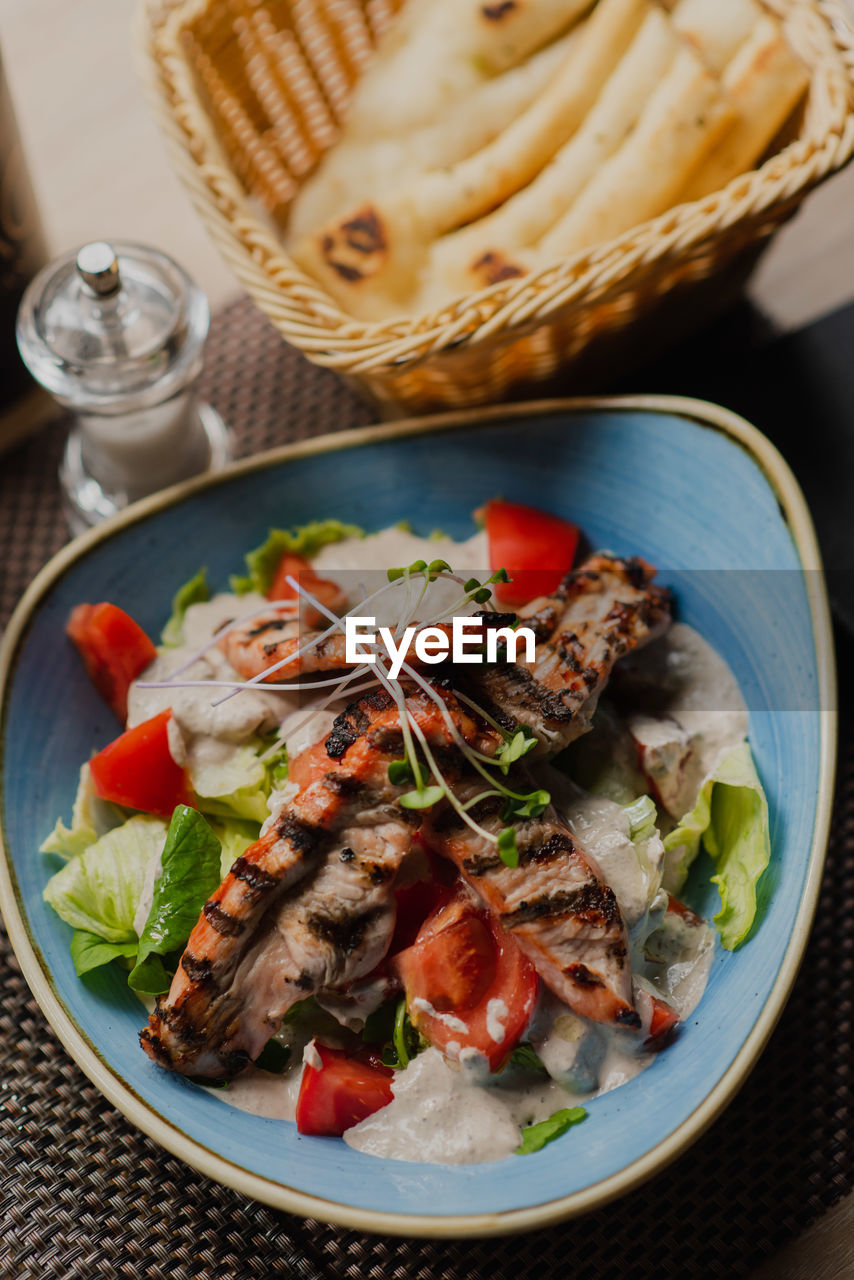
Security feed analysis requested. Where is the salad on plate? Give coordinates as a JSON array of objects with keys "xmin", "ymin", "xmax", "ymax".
[{"xmin": 42, "ymin": 501, "xmax": 770, "ymax": 1165}]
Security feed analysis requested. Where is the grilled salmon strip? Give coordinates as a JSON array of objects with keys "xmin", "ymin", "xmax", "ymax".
[
  {"xmin": 219, "ymin": 614, "xmax": 519, "ymax": 684},
  {"xmin": 219, "ymin": 615, "xmax": 358, "ymax": 682},
  {"xmin": 219, "ymin": 557, "xmax": 670, "ymax": 753},
  {"xmin": 178, "ymin": 818, "xmax": 413, "ymax": 1075},
  {"xmin": 425, "ymin": 780, "xmax": 638, "ymax": 1028},
  {"xmin": 143, "ymin": 555, "xmax": 668, "ymax": 1075},
  {"xmin": 140, "ymin": 686, "xmax": 488, "ymax": 1076},
  {"xmin": 467, "ymin": 554, "xmax": 671, "ymax": 755}
]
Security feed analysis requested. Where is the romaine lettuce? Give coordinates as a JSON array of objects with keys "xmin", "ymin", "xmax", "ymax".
[
  {"xmin": 161, "ymin": 567, "xmax": 210, "ymax": 647},
  {"xmin": 230, "ymin": 519, "xmax": 363, "ymax": 596},
  {"xmin": 40, "ymin": 763, "xmax": 127, "ymax": 862},
  {"xmin": 129, "ymin": 805, "xmax": 222, "ymax": 993},
  {"xmin": 70, "ymin": 930, "xmax": 139, "ymax": 977},
  {"xmin": 43, "ymin": 814, "xmax": 166, "ymax": 942},
  {"xmin": 663, "ymin": 741, "xmax": 770, "ymax": 950},
  {"xmin": 192, "ymin": 738, "xmax": 288, "ymax": 824},
  {"xmin": 210, "ymin": 816, "xmax": 261, "ymax": 878}
]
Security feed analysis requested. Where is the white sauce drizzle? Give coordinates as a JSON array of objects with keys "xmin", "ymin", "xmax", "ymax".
[
  {"xmin": 486, "ymin": 998, "xmax": 508, "ymax": 1044},
  {"xmin": 411, "ymin": 997, "xmax": 469, "ymax": 1036},
  {"xmin": 302, "ymin": 1039, "xmax": 323, "ymax": 1071},
  {"xmin": 131, "ymin": 527, "xmax": 735, "ymax": 1164}
]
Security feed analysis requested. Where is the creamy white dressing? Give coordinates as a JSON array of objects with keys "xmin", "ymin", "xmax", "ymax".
[
  {"xmin": 620, "ymin": 622, "xmax": 748, "ymax": 819},
  {"xmin": 221, "ymin": 1064, "xmax": 303, "ymax": 1123},
  {"xmin": 547, "ymin": 771, "xmax": 664, "ymax": 931},
  {"xmin": 127, "ymin": 533, "xmax": 489, "ymax": 805},
  {"xmin": 312, "ymin": 527, "xmax": 488, "ymax": 576},
  {"xmin": 213, "ymin": 841, "xmax": 715, "ymax": 1165},
  {"xmin": 344, "ymin": 1048, "xmax": 566, "ymax": 1165},
  {"xmin": 486, "ymin": 998, "xmax": 509, "ymax": 1044},
  {"xmin": 127, "ymin": 528, "xmax": 730, "ymax": 1164}
]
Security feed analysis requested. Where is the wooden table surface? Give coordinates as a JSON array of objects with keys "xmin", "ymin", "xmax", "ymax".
[{"xmin": 1, "ymin": 1, "xmax": 853, "ymax": 1275}]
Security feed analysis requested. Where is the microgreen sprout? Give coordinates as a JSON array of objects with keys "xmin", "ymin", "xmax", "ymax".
[
  {"xmin": 497, "ymin": 827, "xmax": 519, "ymax": 868},
  {"xmin": 380, "ymin": 998, "xmax": 425, "ymax": 1069},
  {"xmin": 501, "ymin": 790, "xmax": 550, "ymax": 822},
  {"xmin": 399, "ymin": 785, "xmax": 445, "ymax": 810},
  {"xmin": 179, "ymin": 559, "xmax": 551, "ymax": 868},
  {"xmin": 387, "ymin": 759, "xmax": 415, "ymax": 786},
  {"xmin": 494, "ymin": 727, "xmax": 537, "ymax": 774}
]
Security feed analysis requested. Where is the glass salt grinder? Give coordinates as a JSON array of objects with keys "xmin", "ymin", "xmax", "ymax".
[{"xmin": 16, "ymin": 240, "xmax": 231, "ymax": 534}]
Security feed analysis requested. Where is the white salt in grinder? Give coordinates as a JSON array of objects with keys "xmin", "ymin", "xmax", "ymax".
[{"xmin": 16, "ymin": 240, "xmax": 231, "ymax": 533}]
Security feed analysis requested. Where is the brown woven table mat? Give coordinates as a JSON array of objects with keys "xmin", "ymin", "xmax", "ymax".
[{"xmin": 1, "ymin": 297, "xmax": 852, "ymax": 1280}]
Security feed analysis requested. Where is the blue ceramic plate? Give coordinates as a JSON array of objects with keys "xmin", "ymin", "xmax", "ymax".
[{"xmin": 0, "ymin": 396, "xmax": 835, "ymax": 1237}]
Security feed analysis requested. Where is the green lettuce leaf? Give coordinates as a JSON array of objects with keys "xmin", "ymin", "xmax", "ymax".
[
  {"xmin": 210, "ymin": 816, "xmax": 261, "ymax": 878},
  {"xmin": 515, "ymin": 1106, "xmax": 587, "ymax": 1155},
  {"xmin": 625, "ymin": 794, "xmax": 657, "ymax": 842},
  {"xmin": 230, "ymin": 520, "xmax": 363, "ymax": 595},
  {"xmin": 40, "ymin": 763, "xmax": 127, "ymax": 861},
  {"xmin": 70, "ymin": 930, "xmax": 138, "ymax": 977},
  {"xmin": 193, "ymin": 738, "xmax": 288, "ymax": 824},
  {"xmin": 161, "ymin": 567, "xmax": 210, "ymax": 647},
  {"xmin": 129, "ymin": 805, "xmax": 223, "ymax": 994},
  {"xmin": 43, "ymin": 815, "xmax": 166, "ymax": 941},
  {"xmin": 663, "ymin": 741, "xmax": 770, "ymax": 950}
]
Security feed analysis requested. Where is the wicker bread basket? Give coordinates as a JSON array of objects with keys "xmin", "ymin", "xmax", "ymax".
[{"xmin": 138, "ymin": 0, "xmax": 854, "ymax": 415}]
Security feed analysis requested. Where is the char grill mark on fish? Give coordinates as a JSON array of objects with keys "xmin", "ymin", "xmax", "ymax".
[
  {"xmin": 142, "ymin": 553, "xmax": 669, "ymax": 1075},
  {"xmin": 140, "ymin": 685, "xmax": 487, "ymax": 1077},
  {"xmin": 424, "ymin": 779, "xmax": 638, "ymax": 1029},
  {"xmin": 465, "ymin": 553, "xmax": 671, "ymax": 753}
]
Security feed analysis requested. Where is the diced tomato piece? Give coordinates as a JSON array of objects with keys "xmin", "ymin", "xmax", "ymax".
[
  {"xmin": 644, "ymin": 994, "xmax": 680, "ymax": 1049},
  {"xmin": 392, "ymin": 891, "xmax": 538, "ymax": 1071},
  {"xmin": 89, "ymin": 709, "xmax": 195, "ymax": 819},
  {"xmin": 67, "ymin": 602, "xmax": 157, "ymax": 722},
  {"xmin": 666, "ymin": 893, "xmax": 704, "ymax": 927},
  {"xmin": 296, "ymin": 1042, "xmax": 393, "ymax": 1136},
  {"xmin": 484, "ymin": 499, "xmax": 580, "ymax": 606},
  {"xmin": 389, "ymin": 877, "xmax": 454, "ymax": 954},
  {"xmin": 268, "ymin": 553, "xmax": 345, "ymax": 628}
]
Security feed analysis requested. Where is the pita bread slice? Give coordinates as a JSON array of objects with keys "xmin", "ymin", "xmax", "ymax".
[
  {"xmin": 343, "ymin": 0, "xmax": 593, "ymax": 141},
  {"xmin": 291, "ymin": 0, "xmax": 650, "ymax": 320},
  {"xmin": 539, "ymin": 46, "xmax": 736, "ymax": 258},
  {"xmin": 424, "ymin": 7, "xmax": 682, "ymax": 302},
  {"xmin": 670, "ymin": 0, "xmax": 762, "ymax": 75},
  {"xmin": 679, "ymin": 16, "xmax": 809, "ymax": 200},
  {"xmin": 286, "ymin": 32, "xmax": 577, "ymax": 243}
]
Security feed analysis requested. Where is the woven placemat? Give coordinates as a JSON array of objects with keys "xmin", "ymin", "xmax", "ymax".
[{"xmin": 1, "ymin": 298, "xmax": 852, "ymax": 1280}]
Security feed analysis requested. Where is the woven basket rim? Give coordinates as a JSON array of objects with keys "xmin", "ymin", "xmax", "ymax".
[{"xmin": 137, "ymin": 0, "xmax": 854, "ymax": 369}]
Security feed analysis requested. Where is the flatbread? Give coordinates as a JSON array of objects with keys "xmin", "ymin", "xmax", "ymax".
[
  {"xmin": 291, "ymin": 0, "xmax": 650, "ymax": 319},
  {"xmin": 423, "ymin": 7, "xmax": 682, "ymax": 302},
  {"xmin": 670, "ymin": 0, "xmax": 762, "ymax": 74},
  {"xmin": 286, "ymin": 32, "xmax": 577, "ymax": 243},
  {"xmin": 679, "ymin": 16, "xmax": 809, "ymax": 200},
  {"xmin": 342, "ymin": 0, "xmax": 593, "ymax": 141},
  {"xmin": 539, "ymin": 46, "xmax": 736, "ymax": 258}
]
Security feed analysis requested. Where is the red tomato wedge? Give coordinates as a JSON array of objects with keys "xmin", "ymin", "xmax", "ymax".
[
  {"xmin": 484, "ymin": 499, "xmax": 580, "ymax": 606},
  {"xmin": 666, "ymin": 893, "xmax": 705, "ymax": 927},
  {"xmin": 67, "ymin": 602, "xmax": 157, "ymax": 722},
  {"xmin": 89, "ymin": 709, "xmax": 195, "ymax": 820},
  {"xmin": 296, "ymin": 1042, "xmax": 393, "ymax": 1136},
  {"xmin": 392, "ymin": 892, "xmax": 538, "ymax": 1071},
  {"xmin": 268, "ymin": 553, "xmax": 345, "ymax": 628},
  {"xmin": 389, "ymin": 878, "xmax": 454, "ymax": 955},
  {"xmin": 643, "ymin": 994, "xmax": 680, "ymax": 1049}
]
